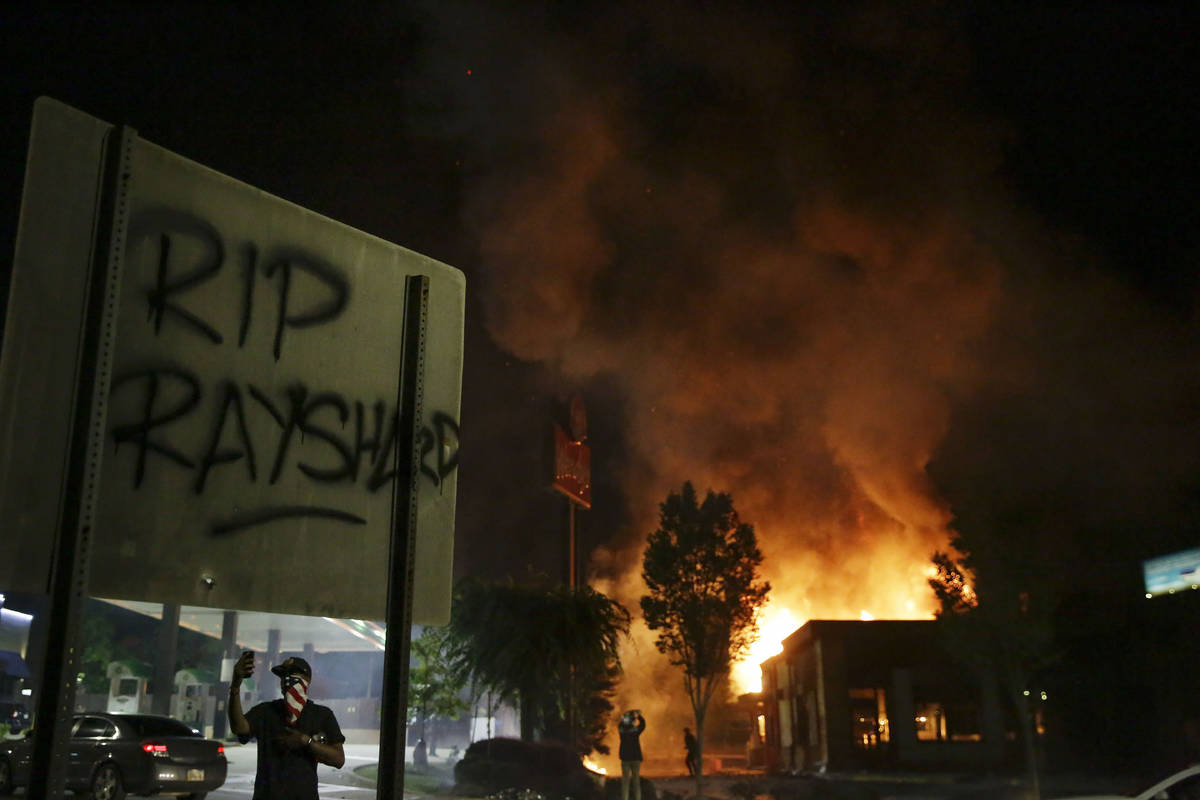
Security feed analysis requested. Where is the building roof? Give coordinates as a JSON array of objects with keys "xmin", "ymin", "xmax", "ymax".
[{"xmin": 765, "ymin": 618, "xmax": 941, "ymax": 675}]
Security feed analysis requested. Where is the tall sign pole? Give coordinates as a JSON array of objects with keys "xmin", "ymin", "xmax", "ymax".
[
  {"xmin": 551, "ymin": 394, "xmax": 591, "ymax": 743},
  {"xmin": 27, "ymin": 123, "xmax": 136, "ymax": 799},
  {"xmin": 552, "ymin": 393, "xmax": 592, "ymax": 587},
  {"xmin": 569, "ymin": 501, "xmax": 577, "ymax": 588},
  {"xmin": 377, "ymin": 275, "xmax": 429, "ymax": 798}
]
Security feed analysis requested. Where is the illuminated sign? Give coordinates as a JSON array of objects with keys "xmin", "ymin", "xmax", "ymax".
[
  {"xmin": 552, "ymin": 423, "xmax": 591, "ymax": 509},
  {"xmin": 1142, "ymin": 547, "xmax": 1200, "ymax": 598}
]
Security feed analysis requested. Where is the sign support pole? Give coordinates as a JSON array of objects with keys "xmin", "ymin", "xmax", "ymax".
[
  {"xmin": 568, "ymin": 500, "xmax": 576, "ymax": 588},
  {"xmin": 377, "ymin": 274, "xmax": 429, "ymax": 799},
  {"xmin": 27, "ymin": 124, "xmax": 135, "ymax": 799}
]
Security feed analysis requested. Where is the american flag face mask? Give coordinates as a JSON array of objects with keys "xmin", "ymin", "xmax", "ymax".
[{"xmin": 281, "ymin": 674, "xmax": 309, "ymax": 725}]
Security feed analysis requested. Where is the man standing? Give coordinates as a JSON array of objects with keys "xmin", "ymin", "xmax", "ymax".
[
  {"xmin": 229, "ymin": 652, "xmax": 346, "ymax": 799},
  {"xmin": 618, "ymin": 709, "xmax": 645, "ymax": 800},
  {"xmin": 683, "ymin": 727, "xmax": 699, "ymax": 776}
]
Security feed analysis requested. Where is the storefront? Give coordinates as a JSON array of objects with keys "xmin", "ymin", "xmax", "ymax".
[{"xmin": 760, "ymin": 620, "xmax": 1006, "ymax": 772}]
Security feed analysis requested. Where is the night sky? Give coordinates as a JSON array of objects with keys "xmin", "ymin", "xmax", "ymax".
[{"xmin": 2, "ymin": 3, "xmax": 1199, "ymax": 623}]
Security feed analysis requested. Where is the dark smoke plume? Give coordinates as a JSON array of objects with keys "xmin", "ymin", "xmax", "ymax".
[{"xmin": 416, "ymin": 1, "xmax": 1200, "ymax": 762}]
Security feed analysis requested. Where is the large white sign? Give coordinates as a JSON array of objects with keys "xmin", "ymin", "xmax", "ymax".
[{"xmin": 0, "ymin": 98, "xmax": 463, "ymax": 623}]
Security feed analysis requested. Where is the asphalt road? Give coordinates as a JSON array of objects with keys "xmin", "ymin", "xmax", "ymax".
[
  {"xmin": 207, "ymin": 742, "xmax": 383, "ymax": 799},
  {"xmin": 2, "ymin": 739, "xmax": 1134, "ymax": 800},
  {"xmin": 650, "ymin": 771, "xmax": 1130, "ymax": 800}
]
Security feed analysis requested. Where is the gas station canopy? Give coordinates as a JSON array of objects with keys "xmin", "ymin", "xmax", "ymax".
[{"xmin": 104, "ymin": 599, "xmax": 387, "ymax": 653}]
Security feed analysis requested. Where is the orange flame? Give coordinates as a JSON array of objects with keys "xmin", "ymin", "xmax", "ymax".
[
  {"xmin": 731, "ymin": 604, "xmax": 801, "ymax": 693},
  {"xmin": 728, "ymin": 554, "xmax": 940, "ymax": 695}
]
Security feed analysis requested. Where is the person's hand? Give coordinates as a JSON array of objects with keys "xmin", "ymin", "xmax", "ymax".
[
  {"xmin": 232, "ymin": 651, "xmax": 255, "ymax": 687},
  {"xmin": 277, "ymin": 727, "xmax": 310, "ymax": 751}
]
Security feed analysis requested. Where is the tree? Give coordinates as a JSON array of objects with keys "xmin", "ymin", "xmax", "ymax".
[
  {"xmin": 408, "ymin": 626, "xmax": 469, "ymax": 755},
  {"xmin": 77, "ymin": 613, "xmax": 117, "ymax": 693},
  {"xmin": 640, "ymin": 482, "xmax": 770, "ymax": 792},
  {"xmin": 446, "ymin": 578, "xmax": 631, "ymax": 754},
  {"xmin": 930, "ymin": 547, "xmax": 1057, "ymax": 799},
  {"xmin": 926, "ymin": 401, "xmax": 1092, "ymax": 794}
]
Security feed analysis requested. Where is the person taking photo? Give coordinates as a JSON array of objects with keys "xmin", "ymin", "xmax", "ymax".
[{"xmin": 228, "ymin": 652, "xmax": 345, "ymax": 799}]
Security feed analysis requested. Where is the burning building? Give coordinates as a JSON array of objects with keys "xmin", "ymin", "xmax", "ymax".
[{"xmin": 760, "ymin": 620, "xmax": 1007, "ymax": 772}]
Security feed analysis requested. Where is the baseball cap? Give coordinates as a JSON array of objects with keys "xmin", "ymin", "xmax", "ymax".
[{"xmin": 270, "ymin": 656, "xmax": 312, "ymax": 679}]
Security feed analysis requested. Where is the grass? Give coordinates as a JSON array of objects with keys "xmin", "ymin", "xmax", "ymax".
[{"xmin": 353, "ymin": 762, "xmax": 456, "ymax": 795}]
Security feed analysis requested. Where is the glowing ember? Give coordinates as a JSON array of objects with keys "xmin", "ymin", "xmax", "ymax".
[
  {"xmin": 583, "ymin": 756, "xmax": 607, "ymax": 775},
  {"xmin": 731, "ymin": 605, "xmax": 801, "ymax": 693}
]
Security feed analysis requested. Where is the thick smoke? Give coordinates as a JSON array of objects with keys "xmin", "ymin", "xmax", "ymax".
[
  {"xmin": 419, "ymin": 0, "xmax": 1200, "ymax": 763},
  {"xmin": 439, "ymin": 3, "xmax": 1007, "ymax": 614}
]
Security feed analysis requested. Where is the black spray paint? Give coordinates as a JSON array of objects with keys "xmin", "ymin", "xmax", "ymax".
[{"xmin": 110, "ymin": 207, "xmax": 460, "ymax": 535}]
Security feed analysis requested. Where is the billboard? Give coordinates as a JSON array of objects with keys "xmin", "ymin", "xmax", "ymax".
[
  {"xmin": 1143, "ymin": 546, "xmax": 1200, "ymax": 598},
  {"xmin": 0, "ymin": 98, "xmax": 463, "ymax": 623}
]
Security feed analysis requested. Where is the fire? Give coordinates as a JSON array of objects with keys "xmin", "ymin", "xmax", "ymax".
[
  {"xmin": 731, "ymin": 605, "xmax": 801, "ymax": 693},
  {"xmin": 727, "ymin": 556, "xmax": 942, "ymax": 695},
  {"xmin": 583, "ymin": 756, "xmax": 607, "ymax": 775}
]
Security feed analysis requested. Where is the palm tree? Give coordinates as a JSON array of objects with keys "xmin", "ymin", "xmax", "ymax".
[{"xmin": 446, "ymin": 577, "xmax": 631, "ymax": 753}]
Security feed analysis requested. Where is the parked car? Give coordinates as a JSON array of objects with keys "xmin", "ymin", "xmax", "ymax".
[
  {"xmin": 1050, "ymin": 764, "xmax": 1200, "ymax": 800},
  {"xmin": 0, "ymin": 703, "xmax": 29, "ymax": 736},
  {"xmin": 0, "ymin": 711, "xmax": 226, "ymax": 799}
]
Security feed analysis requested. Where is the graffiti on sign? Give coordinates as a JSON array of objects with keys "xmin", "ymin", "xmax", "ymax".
[
  {"xmin": 0, "ymin": 100, "xmax": 464, "ymax": 621},
  {"xmin": 105, "ymin": 206, "xmax": 460, "ymax": 538}
]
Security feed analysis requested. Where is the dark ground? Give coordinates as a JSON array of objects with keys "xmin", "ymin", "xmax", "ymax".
[{"xmin": 652, "ymin": 771, "xmax": 1138, "ymax": 800}]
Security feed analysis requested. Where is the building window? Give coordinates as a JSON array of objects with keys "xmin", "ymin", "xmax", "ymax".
[
  {"xmin": 913, "ymin": 700, "xmax": 981, "ymax": 742},
  {"xmin": 914, "ymin": 702, "xmax": 946, "ymax": 741},
  {"xmin": 849, "ymin": 687, "xmax": 889, "ymax": 748}
]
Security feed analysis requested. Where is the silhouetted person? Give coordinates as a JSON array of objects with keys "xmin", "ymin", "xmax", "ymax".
[
  {"xmin": 618, "ymin": 709, "xmax": 645, "ymax": 800},
  {"xmin": 683, "ymin": 727, "xmax": 699, "ymax": 776},
  {"xmin": 414, "ymin": 737, "xmax": 428, "ymax": 767},
  {"xmin": 229, "ymin": 653, "xmax": 346, "ymax": 799}
]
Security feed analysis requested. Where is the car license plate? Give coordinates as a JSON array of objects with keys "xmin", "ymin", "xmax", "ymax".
[{"xmin": 188, "ymin": 768, "xmax": 204, "ymax": 781}]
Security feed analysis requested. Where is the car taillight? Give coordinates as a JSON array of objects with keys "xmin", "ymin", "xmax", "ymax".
[
  {"xmin": 142, "ymin": 742, "xmax": 169, "ymax": 757},
  {"xmin": 217, "ymin": 744, "xmax": 225, "ymax": 755}
]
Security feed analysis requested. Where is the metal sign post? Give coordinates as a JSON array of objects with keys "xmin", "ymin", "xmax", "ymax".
[
  {"xmin": 27, "ymin": 123, "xmax": 136, "ymax": 799},
  {"xmin": 377, "ymin": 275, "xmax": 429, "ymax": 798}
]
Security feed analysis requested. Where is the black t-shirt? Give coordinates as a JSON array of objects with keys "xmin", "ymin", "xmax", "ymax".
[{"xmin": 240, "ymin": 699, "xmax": 345, "ymax": 800}]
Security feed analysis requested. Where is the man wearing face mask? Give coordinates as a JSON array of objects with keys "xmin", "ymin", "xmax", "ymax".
[{"xmin": 229, "ymin": 652, "xmax": 346, "ymax": 799}]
